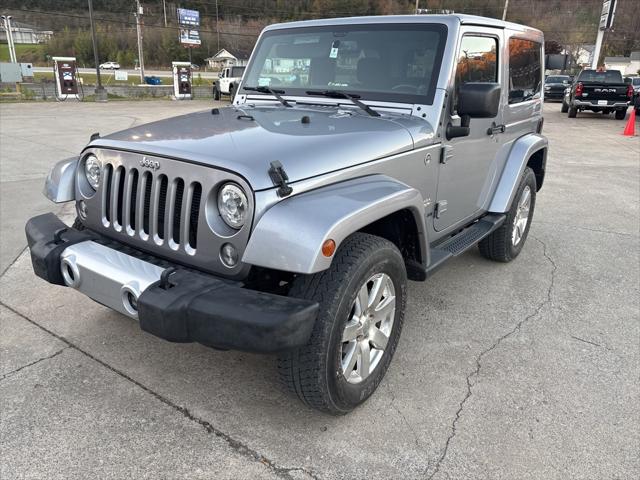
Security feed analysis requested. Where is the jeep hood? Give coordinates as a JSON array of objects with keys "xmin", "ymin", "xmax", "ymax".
[{"xmin": 92, "ymin": 105, "xmax": 435, "ymax": 190}]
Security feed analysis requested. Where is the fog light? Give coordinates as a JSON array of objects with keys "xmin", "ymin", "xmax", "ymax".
[
  {"xmin": 78, "ymin": 200, "xmax": 88, "ymax": 219},
  {"xmin": 220, "ymin": 243, "xmax": 238, "ymax": 267}
]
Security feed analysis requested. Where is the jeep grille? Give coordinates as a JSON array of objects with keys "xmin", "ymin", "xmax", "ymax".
[{"xmin": 77, "ymin": 149, "xmax": 253, "ymax": 278}]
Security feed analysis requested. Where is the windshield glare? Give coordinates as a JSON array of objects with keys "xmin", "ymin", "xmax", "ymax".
[{"xmin": 243, "ymin": 24, "xmax": 447, "ymax": 105}]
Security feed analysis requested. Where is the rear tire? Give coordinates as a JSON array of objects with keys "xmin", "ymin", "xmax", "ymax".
[
  {"xmin": 277, "ymin": 233, "xmax": 407, "ymax": 415},
  {"xmin": 615, "ymin": 109, "xmax": 627, "ymax": 120},
  {"xmin": 479, "ymin": 167, "xmax": 536, "ymax": 263},
  {"xmin": 568, "ymin": 105, "xmax": 577, "ymax": 118}
]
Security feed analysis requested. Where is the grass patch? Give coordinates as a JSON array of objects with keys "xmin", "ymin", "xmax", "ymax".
[{"xmin": 0, "ymin": 43, "xmax": 46, "ymax": 63}]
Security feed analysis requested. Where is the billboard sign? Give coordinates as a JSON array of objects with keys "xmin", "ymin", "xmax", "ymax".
[
  {"xmin": 179, "ymin": 28, "xmax": 201, "ymax": 46},
  {"xmin": 177, "ymin": 8, "xmax": 200, "ymax": 27}
]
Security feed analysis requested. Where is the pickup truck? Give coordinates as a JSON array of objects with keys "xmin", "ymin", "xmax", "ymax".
[
  {"xmin": 562, "ymin": 69, "xmax": 633, "ymax": 119},
  {"xmin": 26, "ymin": 14, "xmax": 547, "ymax": 414},
  {"xmin": 213, "ymin": 65, "xmax": 245, "ymax": 101}
]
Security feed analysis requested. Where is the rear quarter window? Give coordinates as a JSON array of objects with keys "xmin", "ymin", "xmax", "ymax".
[{"xmin": 508, "ymin": 38, "xmax": 542, "ymax": 104}]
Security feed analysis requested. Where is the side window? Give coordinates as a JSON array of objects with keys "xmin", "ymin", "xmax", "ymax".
[
  {"xmin": 508, "ymin": 38, "xmax": 542, "ymax": 104},
  {"xmin": 454, "ymin": 35, "xmax": 498, "ymax": 111}
]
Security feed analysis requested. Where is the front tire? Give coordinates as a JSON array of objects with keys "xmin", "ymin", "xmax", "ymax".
[
  {"xmin": 213, "ymin": 86, "xmax": 220, "ymax": 100},
  {"xmin": 479, "ymin": 167, "xmax": 536, "ymax": 262},
  {"xmin": 278, "ymin": 233, "xmax": 407, "ymax": 415},
  {"xmin": 561, "ymin": 99, "xmax": 569, "ymax": 113},
  {"xmin": 615, "ymin": 109, "xmax": 627, "ymax": 120}
]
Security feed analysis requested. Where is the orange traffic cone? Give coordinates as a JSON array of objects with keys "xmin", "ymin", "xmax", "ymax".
[{"xmin": 622, "ymin": 108, "xmax": 636, "ymax": 136}]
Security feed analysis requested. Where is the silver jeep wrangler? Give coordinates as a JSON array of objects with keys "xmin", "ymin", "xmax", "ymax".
[{"xmin": 26, "ymin": 14, "xmax": 547, "ymax": 414}]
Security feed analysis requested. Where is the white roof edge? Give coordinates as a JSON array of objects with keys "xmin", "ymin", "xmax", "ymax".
[{"xmin": 263, "ymin": 14, "xmax": 542, "ymax": 36}]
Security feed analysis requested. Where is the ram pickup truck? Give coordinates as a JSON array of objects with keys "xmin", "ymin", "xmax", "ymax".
[
  {"xmin": 26, "ymin": 14, "xmax": 547, "ymax": 414},
  {"xmin": 213, "ymin": 65, "xmax": 245, "ymax": 101},
  {"xmin": 562, "ymin": 69, "xmax": 633, "ymax": 119}
]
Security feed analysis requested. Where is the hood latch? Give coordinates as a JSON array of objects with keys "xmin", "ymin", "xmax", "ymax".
[{"xmin": 268, "ymin": 161, "xmax": 293, "ymax": 197}]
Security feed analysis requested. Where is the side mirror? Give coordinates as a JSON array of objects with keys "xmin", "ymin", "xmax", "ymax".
[
  {"xmin": 447, "ymin": 82, "xmax": 501, "ymax": 140},
  {"xmin": 458, "ymin": 82, "xmax": 501, "ymax": 118}
]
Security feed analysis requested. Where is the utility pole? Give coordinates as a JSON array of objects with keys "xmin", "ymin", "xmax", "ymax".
[
  {"xmin": 1, "ymin": 15, "xmax": 17, "ymax": 63},
  {"xmin": 591, "ymin": 0, "xmax": 617, "ymax": 69},
  {"xmin": 162, "ymin": 0, "xmax": 167, "ymax": 27},
  {"xmin": 502, "ymin": 0, "xmax": 509, "ymax": 21},
  {"xmin": 88, "ymin": 0, "xmax": 107, "ymax": 101},
  {"xmin": 135, "ymin": 0, "xmax": 145, "ymax": 83},
  {"xmin": 215, "ymin": 0, "xmax": 220, "ymax": 52},
  {"xmin": 415, "ymin": 0, "xmax": 419, "ymax": 14}
]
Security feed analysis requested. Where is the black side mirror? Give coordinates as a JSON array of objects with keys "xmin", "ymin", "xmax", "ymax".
[
  {"xmin": 458, "ymin": 82, "xmax": 501, "ymax": 118},
  {"xmin": 447, "ymin": 82, "xmax": 501, "ymax": 140}
]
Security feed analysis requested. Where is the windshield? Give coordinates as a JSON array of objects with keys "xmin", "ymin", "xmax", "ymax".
[
  {"xmin": 242, "ymin": 23, "xmax": 447, "ymax": 105},
  {"xmin": 578, "ymin": 70, "xmax": 623, "ymax": 83},
  {"xmin": 546, "ymin": 76, "xmax": 569, "ymax": 83},
  {"xmin": 231, "ymin": 66, "xmax": 246, "ymax": 77},
  {"xmin": 632, "ymin": 78, "xmax": 640, "ymax": 86}
]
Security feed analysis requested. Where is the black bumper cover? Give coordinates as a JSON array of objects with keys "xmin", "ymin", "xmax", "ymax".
[{"xmin": 25, "ymin": 213, "xmax": 319, "ymax": 353}]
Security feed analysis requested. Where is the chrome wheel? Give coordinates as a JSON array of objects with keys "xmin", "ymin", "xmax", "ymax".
[
  {"xmin": 340, "ymin": 273, "xmax": 396, "ymax": 384},
  {"xmin": 512, "ymin": 185, "xmax": 531, "ymax": 246}
]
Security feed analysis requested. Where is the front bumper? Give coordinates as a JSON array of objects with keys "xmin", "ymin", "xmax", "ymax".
[
  {"xmin": 544, "ymin": 89, "xmax": 565, "ymax": 99},
  {"xmin": 25, "ymin": 213, "xmax": 319, "ymax": 353}
]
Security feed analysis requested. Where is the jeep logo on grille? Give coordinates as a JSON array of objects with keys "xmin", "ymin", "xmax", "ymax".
[{"xmin": 139, "ymin": 158, "xmax": 161, "ymax": 170}]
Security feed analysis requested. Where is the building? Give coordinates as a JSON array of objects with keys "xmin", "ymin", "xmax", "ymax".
[
  {"xmin": 0, "ymin": 21, "xmax": 53, "ymax": 44},
  {"xmin": 604, "ymin": 52, "xmax": 640, "ymax": 75},
  {"xmin": 204, "ymin": 49, "xmax": 249, "ymax": 70}
]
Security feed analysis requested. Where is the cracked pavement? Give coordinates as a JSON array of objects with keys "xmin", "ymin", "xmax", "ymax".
[{"xmin": 1, "ymin": 101, "xmax": 638, "ymax": 479}]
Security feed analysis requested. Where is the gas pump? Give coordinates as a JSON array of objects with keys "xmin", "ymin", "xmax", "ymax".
[
  {"xmin": 52, "ymin": 56, "xmax": 82, "ymax": 101},
  {"xmin": 172, "ymin": 61, "xmax": 192, "ymax": 100}
]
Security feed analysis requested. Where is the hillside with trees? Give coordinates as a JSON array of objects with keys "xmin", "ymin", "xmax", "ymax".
[{"xmin": 2, "ymin": 0, "xmax": 638, "ymax": 68}]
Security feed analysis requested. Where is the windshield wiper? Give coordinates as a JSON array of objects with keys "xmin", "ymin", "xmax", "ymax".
[
  {"xmin": 243, "ymin": 86, "xmax": 292, "ymax": 107},
  {"xmin": 305, "ymin": 90, "xmax": 380, "ymax": 117}
]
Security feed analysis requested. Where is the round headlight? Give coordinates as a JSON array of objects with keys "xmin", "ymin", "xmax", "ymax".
[
  {"xmin": 84, "ymin": 155, "xmax": 102, "ymax": 190},
  {"xmin": 217, "ymin": 183, "xmax": 248, "ymax": 229}
]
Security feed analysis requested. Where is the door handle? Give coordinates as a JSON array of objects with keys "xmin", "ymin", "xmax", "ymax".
[{"xmin": 487, "ymin": 122, "xmax": 506, "ymax": 135}]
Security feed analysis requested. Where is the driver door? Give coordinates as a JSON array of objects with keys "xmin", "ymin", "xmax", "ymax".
[{"xmin": 434, "ymin": 29, "xmax": 505, "ymax": 231}]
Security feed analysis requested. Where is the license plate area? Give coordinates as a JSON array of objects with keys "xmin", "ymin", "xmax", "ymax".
[{"xmin": 597, "ymin": 100, "xmax": 608, "ymax": 106}]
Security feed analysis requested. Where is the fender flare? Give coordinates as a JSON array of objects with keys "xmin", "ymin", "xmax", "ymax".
[
  {"xmin": 243, "ymin": 175, "xmax": 428, "ymax": 274},
  {"xmin": 488, "ymin": 133, "xmax": 548, "ymax": 213},
  {"xmin": 43, "ymin": 156, "xmax": 78, "ymax": 203}
]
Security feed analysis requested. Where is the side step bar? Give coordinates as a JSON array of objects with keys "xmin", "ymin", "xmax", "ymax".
[{"xmin": 426, "ymin": 213, "xmax": 506, "ymax": 277}]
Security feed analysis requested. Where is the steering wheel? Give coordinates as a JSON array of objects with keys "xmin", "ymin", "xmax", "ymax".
[{"xmin": 391, "ymin": 84, "xmax": 418, "ymax": 93}]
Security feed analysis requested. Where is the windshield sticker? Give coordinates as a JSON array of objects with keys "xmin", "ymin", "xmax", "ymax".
[
  {"xmin": 258, "ymin": 77, "xmax": 271, "ymax": 86},
  {"xmin": 329, "ymin": 40, "xmax": 340, "ymax": 59}
]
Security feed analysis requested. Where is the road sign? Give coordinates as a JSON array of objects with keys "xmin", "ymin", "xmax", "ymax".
[
  {"xmin": 115, "ymin": 70, "xmax": 128, "ymax": 81},
  {"xmin": 599, "ymin": 0, "xmax": 617, "ymax": 30}
]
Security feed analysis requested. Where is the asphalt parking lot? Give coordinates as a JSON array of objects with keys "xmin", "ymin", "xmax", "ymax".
[{"xmin": 1, "ymin": 100, "xmax": 638, "ymax": 479}]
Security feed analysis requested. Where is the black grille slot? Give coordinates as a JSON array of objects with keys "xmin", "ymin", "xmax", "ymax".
[
  {"xmin": 129, "ymin": 169, "xmax": 138, "ymax": 230},
  {"xmin": 157, "ymin": 175, "xmax": 168, "ymax": 240},
  {"xmin": 103, "ymin": 164, "xmax": 113, "ymax": 223},
  {"xmin": 116, "ymin": 166, "xmax": 125, "ymax": 227},
  {"xmin": 172, "ymin": 179, "xmax": 185, "ymax": 245},
  {"xmin": 142, "ymin": 172, "xmax": 152, "ymax": 235},
  {"xmin": 189, "ymin": 182, "xmax": 202, "ymax": 249}
]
